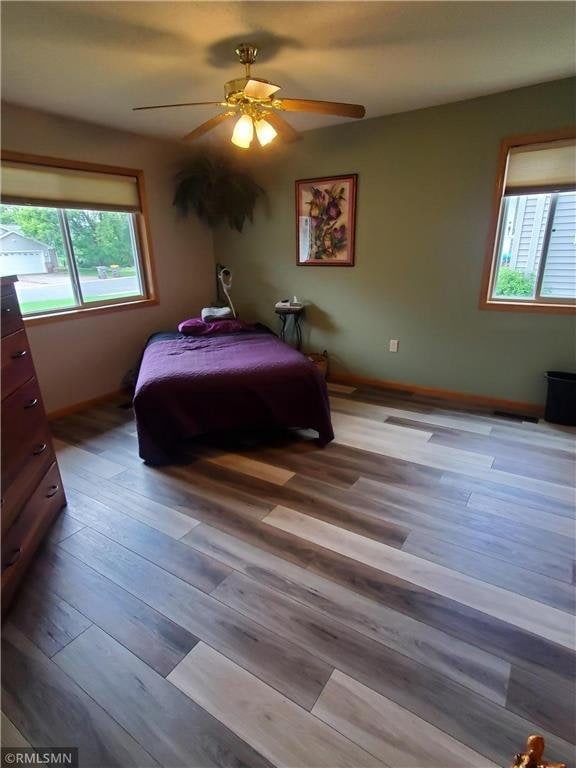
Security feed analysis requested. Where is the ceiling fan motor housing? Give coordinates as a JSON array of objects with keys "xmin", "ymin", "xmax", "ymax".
[{"xmin": 224, "ymin": 77, "xmax": 278, "ymax": 103}]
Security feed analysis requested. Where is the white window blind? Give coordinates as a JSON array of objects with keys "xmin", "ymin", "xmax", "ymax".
[
  {"xmin": 0, "ymin": 161, "xmax": 141, "ymax": 212},
  {"xmin": 505, "ymin": 139, "xmax": 576, "ymax": 195}
]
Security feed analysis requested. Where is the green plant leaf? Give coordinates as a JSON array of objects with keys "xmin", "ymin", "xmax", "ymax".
[{"xmin": 174, "ymin": 153, "xmax": 264, "ymax": 232}]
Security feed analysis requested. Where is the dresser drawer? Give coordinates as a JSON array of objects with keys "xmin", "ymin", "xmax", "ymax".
[
  {"xmin": 2, "ymin": 463, "xmax": 64, "ymax": 612},
  {"xmin": 1, "ymin": 378, "xmax": 50, "ymax": 490},
  {"xmin": 1, "ymin": 330, "xmax": 34, "ymax": 400},
  {"xmin": 1, "ymin": 288, "xmax": 24, "ymax": 338},
  {"xmin": 1, "ymin": 438, "xmax": 55, "ymax": 533}
]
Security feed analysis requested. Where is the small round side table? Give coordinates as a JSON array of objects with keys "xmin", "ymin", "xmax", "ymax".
[{"xmin": 275, "ymin": 306, "xmax": 304, "ymax": 350}]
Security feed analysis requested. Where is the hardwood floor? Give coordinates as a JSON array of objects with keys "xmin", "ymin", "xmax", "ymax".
[{"xmin": 2, "ymin": 384, "xmax": 575, "ymax": 767}]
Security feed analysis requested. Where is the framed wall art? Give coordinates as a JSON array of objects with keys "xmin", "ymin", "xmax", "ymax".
[{"xmin": 295, "ymin": 174, "xmax": 357, "ymax": 266}]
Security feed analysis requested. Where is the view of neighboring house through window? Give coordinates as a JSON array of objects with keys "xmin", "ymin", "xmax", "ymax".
[
  {"xmin": 0, "ymin": 206, "xmax": 144, "ymax": 316},
  {"xmin": 493, "ymin": 191, "xmax": 576, "ymax": 300},
  {"xmin": 0, "ymin": 156, "xmax": 152, "ymax": 317},
  {"xmin": 485, "ymin": 134, "xmax": 576, "ymax": 309}
]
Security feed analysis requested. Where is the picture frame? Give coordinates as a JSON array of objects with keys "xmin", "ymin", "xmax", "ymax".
[{"xmin": 295, "ymin": 174, "xmax": 357, "ymax": 266}]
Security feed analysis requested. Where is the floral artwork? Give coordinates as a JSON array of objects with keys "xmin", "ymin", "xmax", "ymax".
[{"xmin": 296, "ymin": 175, "xmax": 357, "ymax": 266}]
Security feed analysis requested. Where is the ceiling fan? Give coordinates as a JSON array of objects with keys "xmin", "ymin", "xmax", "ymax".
[{"xmin": 133, "ymin": 43, "xmax": 366, "ymax": 149}]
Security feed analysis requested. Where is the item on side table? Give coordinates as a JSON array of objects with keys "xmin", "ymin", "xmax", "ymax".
[{"xmin": 275, "ymin": 296, "xmax": 303, "ymax": 311}]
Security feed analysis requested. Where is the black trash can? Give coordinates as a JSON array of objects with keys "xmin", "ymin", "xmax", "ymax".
[{"xmin": 545, "ymin": 371, "xmax": 576, "ymax": 426}]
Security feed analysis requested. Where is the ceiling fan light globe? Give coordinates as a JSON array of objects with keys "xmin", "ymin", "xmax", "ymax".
[
  {"xmin": 255, "ymin": 119, "xmax": 278, "ymax": 147},
  {"xmin": 231, "ymin": 114, "xmax": 254, "ymax": 148}
]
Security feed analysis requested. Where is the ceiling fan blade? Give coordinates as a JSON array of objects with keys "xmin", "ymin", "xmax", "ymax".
[
  {"xmin": 276, "ymin": 98, "xmax": 365, "ymax": 119},
  {"xmin": 133, "ymin": 101, "xmax": 221, "ymax": 112},
  {"xmin": 182, "ymin": 113, "xmax": 232, "ymax": 142},
  {"xmin": 243, "ymin": 79, "xmax": 281, "ymax": 100},
  {"xmin": 264, "ymin": 112, "xmax": 301, "ymax": 143}
]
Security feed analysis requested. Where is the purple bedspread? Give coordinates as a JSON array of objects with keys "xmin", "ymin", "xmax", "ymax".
[{"xmin": 133, "ymin": 331, "xmax": 334, "ymax": 464}]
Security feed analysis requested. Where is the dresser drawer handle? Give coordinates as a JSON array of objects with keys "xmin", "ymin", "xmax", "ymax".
[
  {"xmin": 24, "ymin": 398, "xmax": 39, "ymax": 409},
  {"xmin": 11, "ymin": 350, "xmax": 27, "ymax": 359},
  {"xmin": 33, "ymin": 442, "xmax": 48, "ymax": 456},
  {"xmin": 4, "ymin": 547, "xmax": 22, "ymax": 568},
  {"xmin": 3, "ymin": 306, "xmax": 12, "ymax": 314},
  {"xmin": 46, "ymin": 484, "xmax": 60, "ymax": 499}
]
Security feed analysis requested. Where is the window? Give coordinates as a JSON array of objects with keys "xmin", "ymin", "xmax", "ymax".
[
  {"xmin": 481, "ymin": 130, "xmax": 576, "ymax": 312},
  {"xmin": 0, "ymin": 153, "xmax": 156, "ymax": 319}
]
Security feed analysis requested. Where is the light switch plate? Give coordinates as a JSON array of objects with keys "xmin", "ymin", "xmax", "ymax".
[{"xmin": 389, "ymin": 339, "xmax": 399, "ymax": 352}]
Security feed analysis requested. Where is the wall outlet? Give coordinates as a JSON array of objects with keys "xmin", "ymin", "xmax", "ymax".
[{"xmin": 389, "ymin": 339, "xmax": 399, "ymax": 353}]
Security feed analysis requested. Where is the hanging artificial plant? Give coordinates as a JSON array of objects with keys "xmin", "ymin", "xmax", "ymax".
[{"xmin": 173, "ymin": 154, "xmax": 264, "ymax": 232}]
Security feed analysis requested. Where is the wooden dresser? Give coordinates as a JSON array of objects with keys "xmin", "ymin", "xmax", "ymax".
[{"xmin": 1, "ymin": 275, "xmax": 66, "ymax": 615}]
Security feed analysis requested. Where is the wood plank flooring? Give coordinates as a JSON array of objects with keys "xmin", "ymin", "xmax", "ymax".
[
  {"xmin": 312, "ymin": 670, "xmax": 501, "ymax": 768},
  {"xmin": 2, "ymin": 385, "xmax": 575, "ymax": 767}
]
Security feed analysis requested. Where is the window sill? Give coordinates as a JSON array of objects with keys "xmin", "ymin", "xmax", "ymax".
[
  {"xmin": 480, "ymin": 298, "xmax": 576, "ymax": 314},
  {"xmin": 23, "ymin": 296, "xmax": 158, "ymax": 326}
]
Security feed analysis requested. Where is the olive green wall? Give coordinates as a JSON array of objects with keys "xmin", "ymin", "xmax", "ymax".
[{"xmin": 215, "ymin": 78, "xmax": 576, "ymax": 405}]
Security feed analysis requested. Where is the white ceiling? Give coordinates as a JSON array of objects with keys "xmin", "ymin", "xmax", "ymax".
[{"xmin": 2, "ymin": 1, "xmax": 575, "ymax": 144}]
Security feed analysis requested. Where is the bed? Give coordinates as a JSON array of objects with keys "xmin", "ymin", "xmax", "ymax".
[{"xmin": 133, "ymin": 328, "xmax": 334, "ymax": 464}]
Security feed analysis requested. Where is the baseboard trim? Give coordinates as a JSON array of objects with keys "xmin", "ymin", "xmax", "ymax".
[
  {"xmin": 47, "ymin": 389, "xmax": 127, "ymax": 421},
  {"xmin": 47, "ymin": 378, "xmax": 544, "ymax": 421},
  {"xmin": 329, "ymin": 373, "xmax": 544, "ymax": 417}
]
